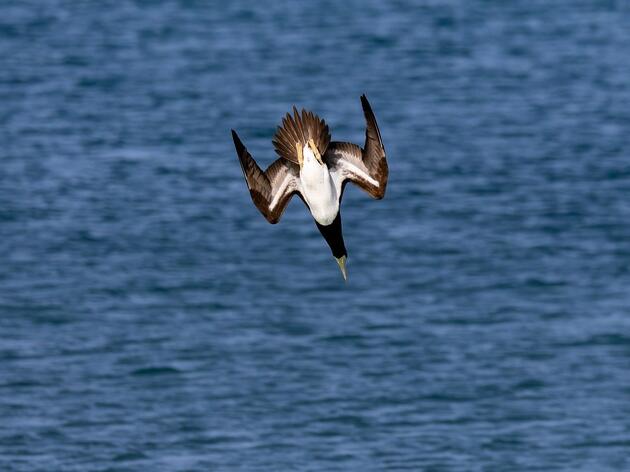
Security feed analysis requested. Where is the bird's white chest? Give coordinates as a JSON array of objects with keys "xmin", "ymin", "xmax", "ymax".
[{"xmin": 300, "ymin": 148, "xmax": 339, "ymax": 226}]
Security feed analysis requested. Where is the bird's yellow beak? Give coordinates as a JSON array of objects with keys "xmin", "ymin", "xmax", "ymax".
[{"xmin": 335, "ymin": 255, "xmax": 348, "ymax": 282}]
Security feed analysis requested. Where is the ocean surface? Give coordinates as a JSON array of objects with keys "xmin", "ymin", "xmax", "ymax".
[{"xmin": 2, "ymin": 1, "xmax": 630, "ymax": 470}]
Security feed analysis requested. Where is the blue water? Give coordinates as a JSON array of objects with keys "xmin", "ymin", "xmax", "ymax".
[{"xmin": 2, "ymin": 1, "xmax": 630, "ymax": 470}]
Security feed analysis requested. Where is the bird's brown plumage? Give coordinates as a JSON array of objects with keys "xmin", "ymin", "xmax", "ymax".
[
  {"xmin": 231, "ymin": 95, "xmax": 388, "ymax": 225},
  {"xmin": 272, "ymin": 107, "xmax": 331, "ymax": 165},
  {"xmin": 325, "ymin": 95, "xmax": 388, "ymax": 199},
  {"xmin": 231, "ymin": 130, "xmax": 301, "ymax": 224}
]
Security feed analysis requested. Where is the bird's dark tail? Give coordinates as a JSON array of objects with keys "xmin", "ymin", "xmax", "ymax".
[{"xmin": 272, "ymin": 107, "xmax": 331, "ymax": 165}]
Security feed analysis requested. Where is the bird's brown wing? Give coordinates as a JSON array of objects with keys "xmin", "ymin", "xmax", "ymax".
[
  {"xmin": 232, "ymin": 130, "xmax": 301, "ymax": 224},
  {"xmin": 325, "ymin": 95, "xmax": 388, "ymax": 199}
]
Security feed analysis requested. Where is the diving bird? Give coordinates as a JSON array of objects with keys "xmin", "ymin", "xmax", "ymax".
[{"xmin": 231, "ymin": 95, "xmax": 388, "ymax": 281}]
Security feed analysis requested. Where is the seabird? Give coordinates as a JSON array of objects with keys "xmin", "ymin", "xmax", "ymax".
[{"xmin": 231, "ymin": 95, "xmax": 388, "ymax": 281}]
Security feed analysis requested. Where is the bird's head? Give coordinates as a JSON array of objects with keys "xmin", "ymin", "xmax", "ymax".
[{"xmin": 315, "ymin": 213, "xmax": 348, "ymax": 282}]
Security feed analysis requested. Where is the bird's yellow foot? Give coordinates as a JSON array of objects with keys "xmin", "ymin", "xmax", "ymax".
[
  {"xmin": 308, "ymin": 138, "xmax": 323, "ymax": 165},
  {"xmin": 295, "ymin": 142, "xmax": 304, "ymax": 168}
]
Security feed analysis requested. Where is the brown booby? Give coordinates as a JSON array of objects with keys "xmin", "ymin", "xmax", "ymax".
[{"xmin": 231, "ymin": 95, "xmax": 388, "ymax": 281}]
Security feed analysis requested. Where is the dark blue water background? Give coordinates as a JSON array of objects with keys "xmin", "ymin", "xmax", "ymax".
[{"xmin": 1, "ymin": 1, "xmax": 630, "ymax": 470}]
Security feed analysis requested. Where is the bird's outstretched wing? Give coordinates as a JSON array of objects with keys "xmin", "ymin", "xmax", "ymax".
[
  {"xmin": 325, "ymin": 95, "xmax": 388, "ymax": 199},
  {"xmin": 232, "ymin": 130, "xmax": 301, "ymax": 224}
]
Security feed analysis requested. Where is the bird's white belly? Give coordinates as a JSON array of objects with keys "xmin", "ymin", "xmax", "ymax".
[{"xmin": 300, "ymin": 156, "xmax": 339, "ymax": 226}]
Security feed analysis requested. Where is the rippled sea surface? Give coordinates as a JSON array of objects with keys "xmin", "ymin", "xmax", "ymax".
[{"xmin": 2, "ymin": 1, "xmax": 630, "ymax": 470}]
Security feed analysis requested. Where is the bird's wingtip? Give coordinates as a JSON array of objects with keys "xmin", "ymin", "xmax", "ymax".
[
  {"xmin": 360, "ymin": 94, "xmax": 372, "ymax": 110},
  {"xmin": 231, "ymin": 129, "xmax": 244, "ymax": 153}
]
